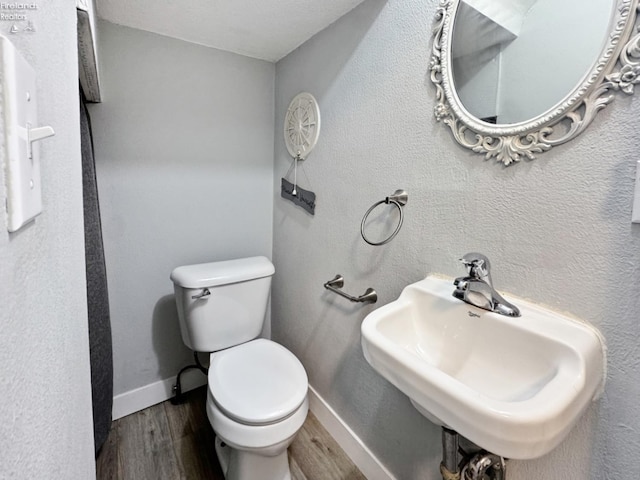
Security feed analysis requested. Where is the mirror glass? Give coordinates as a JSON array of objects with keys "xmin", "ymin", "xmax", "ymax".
[{"xmin": 451, "ymin": 0, "xmax": 615, "ymax": 125}]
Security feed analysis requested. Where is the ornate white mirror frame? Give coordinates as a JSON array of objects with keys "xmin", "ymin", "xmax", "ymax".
[{"xmin": 430, "ymin": 0, "xmax": 640, "ymax": 165}]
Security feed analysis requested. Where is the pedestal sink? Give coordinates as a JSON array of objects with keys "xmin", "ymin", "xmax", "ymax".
[{"xmin": 361, "ymin": 276, "xmax": 606, "ymax": 459}]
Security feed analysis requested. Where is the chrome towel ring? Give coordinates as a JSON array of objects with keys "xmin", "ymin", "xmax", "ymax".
[{"xmin": 360, "ymin": 189, "xmax": 408, "ymax": 246}]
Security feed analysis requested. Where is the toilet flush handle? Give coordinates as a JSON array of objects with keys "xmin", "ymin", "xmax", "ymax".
[{"xmin": 191, "ymin": 288, "xmax": 211, "ymax": 300}]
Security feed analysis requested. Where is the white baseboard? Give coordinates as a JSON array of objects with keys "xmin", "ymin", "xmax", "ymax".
[
  {"xmin": 112, "ymin": 369, "xmax": 207, "ymax": 420},
  {"xmin": 308, "ymin": 385, "xmax": 396, "ymax": 480}
]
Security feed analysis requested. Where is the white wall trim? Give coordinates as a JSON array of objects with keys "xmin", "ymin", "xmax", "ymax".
[
  {"xmin": 308, "ymin": 385, "xmax": 397, "ymax": 480},
  {"xmin": 112, "ymin": 370, "xmax": 207, "ymax": 420}
]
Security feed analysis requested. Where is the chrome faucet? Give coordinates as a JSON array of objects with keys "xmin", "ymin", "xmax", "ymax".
[{"xmin": 452, "ymin": 253, "xmax": 521, "ymax": 317}]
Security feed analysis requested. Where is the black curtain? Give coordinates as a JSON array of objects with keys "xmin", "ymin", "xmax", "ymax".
[{"xmin": 80, "ymin": 91, "xmax": 113, "ymax": 454}]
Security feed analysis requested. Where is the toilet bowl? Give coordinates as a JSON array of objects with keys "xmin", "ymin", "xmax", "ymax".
[
  {"xmin": 170, "ymin": 257, "xmax": 309, "ymax": 480},
  {"xmin": 206, "ymin": 338, "xmax": 308, "ymax": 480}
]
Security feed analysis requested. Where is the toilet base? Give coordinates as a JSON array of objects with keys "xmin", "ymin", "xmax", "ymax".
[{"xmin": 215, "ymin": 436, "xmax": 291, "ymax": 480}]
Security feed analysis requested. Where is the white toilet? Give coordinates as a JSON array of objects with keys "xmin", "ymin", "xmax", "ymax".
[{"xmin": 170, "ymin": 256, "xmax": 309, "ymax": 480}]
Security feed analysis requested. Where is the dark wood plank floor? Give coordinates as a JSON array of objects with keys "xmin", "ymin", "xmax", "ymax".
[{"xmin": 96, "ymin": 387, "xmax": 366, "ymax": 480}]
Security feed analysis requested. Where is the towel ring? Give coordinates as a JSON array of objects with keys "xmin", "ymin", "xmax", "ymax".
[{"xmin": 360, "ymin": 190, "xmax": 408, "ymax": 246}]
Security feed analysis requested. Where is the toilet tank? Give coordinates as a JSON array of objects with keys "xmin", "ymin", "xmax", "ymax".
[{"xmin": 170, "ymin": 256, "xmax": 275, "ymax": 352}]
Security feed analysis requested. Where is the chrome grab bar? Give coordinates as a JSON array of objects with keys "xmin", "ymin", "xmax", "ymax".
[{"xmin": 323, "ymin": 275, "xmax": 377, "ymax": 304}]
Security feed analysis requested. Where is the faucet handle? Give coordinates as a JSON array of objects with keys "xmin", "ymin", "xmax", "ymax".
[{"xmin": 459, "ymin": 253, "xmax": 491, "ymax": 281}]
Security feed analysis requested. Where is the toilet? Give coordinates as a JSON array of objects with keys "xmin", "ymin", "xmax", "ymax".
[{"xmin": 170, "ymin": 256, "xmax": 309, "ymax": 480}]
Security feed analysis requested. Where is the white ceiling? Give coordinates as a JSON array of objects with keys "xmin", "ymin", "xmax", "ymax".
[{"xmin": 96, "ymin": 0, "xmax": 368, "ymax": 62}]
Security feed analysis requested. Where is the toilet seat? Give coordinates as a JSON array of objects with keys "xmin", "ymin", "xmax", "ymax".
[{"xmin": 208, "ymin": 338, "xmax": 308, "ymax": 426}]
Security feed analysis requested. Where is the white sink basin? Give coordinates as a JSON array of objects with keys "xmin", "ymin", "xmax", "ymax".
[{"xmin": 361, "ymin": 276, "xmax": 605, "ymax": 459}]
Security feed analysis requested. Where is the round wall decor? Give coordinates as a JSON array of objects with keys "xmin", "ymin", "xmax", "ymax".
[{"xmin": 284, "ymin": 92, "xmax": 321, "ymax": 159}]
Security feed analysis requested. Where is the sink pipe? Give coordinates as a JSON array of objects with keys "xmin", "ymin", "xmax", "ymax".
[{"xmin": 441, "ymin": 428, "xmax": 507, "ymax": 480}]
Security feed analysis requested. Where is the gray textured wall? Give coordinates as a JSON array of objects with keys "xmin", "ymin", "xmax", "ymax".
[
  {"xmin": 272, "ymin": 1, "xmax": 640, "ymax": 478},
  {"xmin": 0, "ymin": 2, "xmax": 96, "ymax": 478},
  {"xmin": 89, "ymin": 21, "xmax": 275, "ymax": 396}
]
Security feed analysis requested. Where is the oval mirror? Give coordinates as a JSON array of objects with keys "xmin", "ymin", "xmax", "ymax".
[
  {"xmin": 430, "ymin": 0, "xmax": 640, "ymax": 165},
  {"xmin": 451, "ymin": 0, "xmax": 614, "ymax": 125}
]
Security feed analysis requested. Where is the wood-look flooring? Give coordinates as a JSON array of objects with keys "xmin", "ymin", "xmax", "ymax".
[{"xmin": 96, "ymin": 387, "xmax": 366, "ymax": 480}]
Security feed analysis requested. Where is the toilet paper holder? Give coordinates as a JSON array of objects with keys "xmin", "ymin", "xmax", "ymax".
[{"xmin": 323, "ymin": 274, "xmax": 377, "ymax": 304}]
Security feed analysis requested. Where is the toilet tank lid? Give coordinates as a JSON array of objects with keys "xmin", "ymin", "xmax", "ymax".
[{"xmin": 170, "ymin": 256, "xmax": 274, "ymax": 288}]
